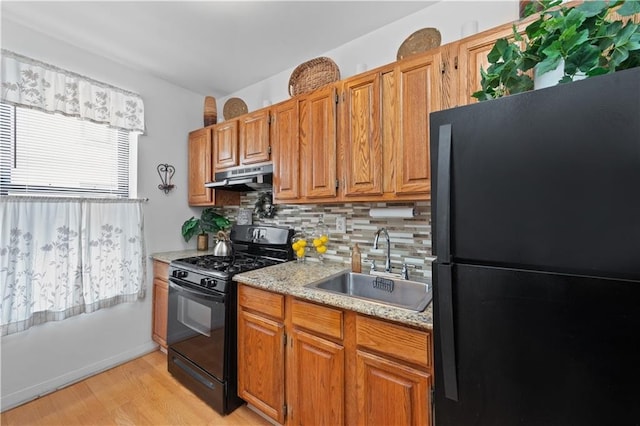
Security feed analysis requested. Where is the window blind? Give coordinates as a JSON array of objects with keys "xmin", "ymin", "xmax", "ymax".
[{"xmin": 0, "ymin": 103, "xmax": 134, "ymax": 198}]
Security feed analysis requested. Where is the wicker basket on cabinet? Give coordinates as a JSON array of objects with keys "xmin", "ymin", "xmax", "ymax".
[{"xmin": 288, "ymin": 57, "xmax": 340, "ymax": 97}]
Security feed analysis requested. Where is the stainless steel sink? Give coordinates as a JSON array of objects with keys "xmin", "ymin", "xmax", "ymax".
[{"xmin": 304, "ymin": 271, "xmax": 432, "ymax": 312}]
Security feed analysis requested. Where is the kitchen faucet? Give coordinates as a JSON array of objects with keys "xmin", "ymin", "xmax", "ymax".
[{"xmin": 373, "ymin": 227, "xmax": 392, "ymax": 273}]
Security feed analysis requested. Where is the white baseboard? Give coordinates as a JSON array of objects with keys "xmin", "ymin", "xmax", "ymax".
[{"xmin": 0, "ymin": 341, "xmax": 159, "ymax": 412}]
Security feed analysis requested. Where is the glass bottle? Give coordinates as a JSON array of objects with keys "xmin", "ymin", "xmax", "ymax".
[
  {"xmin": 291, "ymin": 230, "xmax": 308, "ymax": 263},
  {"xmin": 312, "ymin": 218, "xmax": 329, "ymax": 263}
]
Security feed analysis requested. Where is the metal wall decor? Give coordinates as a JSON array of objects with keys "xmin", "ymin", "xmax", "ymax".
[
  {"xmin": 157, "ymin": 163, "xmax": 175, "ymax": 194},
  {"xmin": 254, "ymin": 192, "xmax": 276, "ymax": 219}
]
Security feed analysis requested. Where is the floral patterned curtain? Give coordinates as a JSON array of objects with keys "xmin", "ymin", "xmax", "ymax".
[
  {"xmin": 1, "ymin": 50, "xmax": 145, "ymax": 133},
  {"xmin": 0, "ymin": 197, "xmax": 146, "ymax": 336}
]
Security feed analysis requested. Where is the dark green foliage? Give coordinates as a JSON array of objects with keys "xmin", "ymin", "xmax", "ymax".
[
  {"xmin": 473, "ymin": 0, "xmax": 640, "ymax": 101},
  {"xmin": 181, "ymin": 208, "xmax": 230, "ymax": 242}
]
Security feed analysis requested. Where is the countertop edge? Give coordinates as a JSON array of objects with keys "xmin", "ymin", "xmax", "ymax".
[
  {"xmin": 150, "ymin": 251, "xmax": 433, "ymax": 329},
  {"xmin": 235, "ymin": 261, "xmax": 433, "ymax": 330}
]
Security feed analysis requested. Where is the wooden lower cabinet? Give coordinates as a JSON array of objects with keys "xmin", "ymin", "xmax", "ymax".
[
  {"xmin": 152, "ymin": 260, "xmax": 169, "ymax": 349},
  {"xmin": 237, "ymin": 283, "xmax": 432, "ymax": 425},
  {"xmin": 237, "ymin": 285, "xmax": 287, "ymax": 424},
  {"xmin": 356, "ymin": 350, "xmax": 431, "ymax": 426},
  {"xmin": 289, "ymin": 329, "xmax": 345, "ymax": 425},
  {"xmin": 237, "ymin": 309, "xmax": 286, "ymax": 424}
]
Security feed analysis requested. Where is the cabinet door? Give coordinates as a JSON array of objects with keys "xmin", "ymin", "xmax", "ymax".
[
  {"xmin": 356, "ymin": 350, "xmax": 431, "ymax": 426},
  {"xmin": 152, "ymin": 277, "xmax": 168, "ymax": 348},
  {"xmin": 213, "ymin": 120, "xmax": 239, "ymax": 171},
  {"xmin": 342, "ymin": 73, "xmax": 383, "ymax": 197},
  {"xmin": 239, "ymin": 109, "xmax": 271, "ymax": 165},
  {"xmin": 188, "ymin": 127, "xmax": 213, "ymax": 205},
  {"xmin": 457, "ymin": 22, "xmax": 528, "ymax": 106},
  {"xmin": 152, "ymin": 260, "xmax": 169, "ymax": 349},
  {"xmin": 272, "ymin": 99, "xmax": 300, "ymax": 202},
  {"xmin": 300, "ymin": 85, "xmax": 338, "ymax": 199},
  {"xmin": 289, "ymin": 329, "xmax": 345, "ymax": 426},
  {"xmin": 438, "ymin": 44, "xmax": 460, "ymax": 111},
  {"xmin": 237, "ymin": 310, "xmax": 286, "ymax": 424},
  {"xmin": 395, "ymin": 54, "xmax": 439, "ymax": 196}
]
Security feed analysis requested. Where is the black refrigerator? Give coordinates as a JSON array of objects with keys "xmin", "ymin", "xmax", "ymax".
[{"xmin": 430, "ymin": 67, "xmax": 640, "ymax": 426}]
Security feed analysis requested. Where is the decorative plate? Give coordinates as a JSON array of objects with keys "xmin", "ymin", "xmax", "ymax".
[{"xmin": 223, "ymin": 97, "xmax": 248, "ymax": 120}]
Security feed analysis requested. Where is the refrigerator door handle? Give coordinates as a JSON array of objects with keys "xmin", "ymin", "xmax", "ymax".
[
  {"xmin": 438, "ymin": 263, "xmax": 459, "ymax": 401},
  {"xmin": 436, "ymin": 124, "xmax": 452, "ymax": 262}
]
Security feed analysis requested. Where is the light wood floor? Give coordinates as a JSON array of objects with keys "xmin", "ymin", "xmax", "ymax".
[{"xmin": 1, "ymin": 351, "xmax": 272, "ymax": 426}]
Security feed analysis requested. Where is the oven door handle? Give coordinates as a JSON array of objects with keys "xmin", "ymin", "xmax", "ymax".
[{"xmin": 169, "ymin": 280, "xmax": 226, "ymax": 304}]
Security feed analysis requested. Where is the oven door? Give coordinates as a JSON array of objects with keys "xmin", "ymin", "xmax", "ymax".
[{"xmin": 167, "ymin": 278, "xmax": 227, "ymax": 381}]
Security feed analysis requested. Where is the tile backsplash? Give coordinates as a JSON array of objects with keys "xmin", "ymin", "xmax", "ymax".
[{"xmin": 218, "ymin": 192, "xmax": 434, "ymax": 282}]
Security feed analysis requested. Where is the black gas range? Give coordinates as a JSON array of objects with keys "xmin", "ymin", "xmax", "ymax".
[
  {"xmin": 170, "ymin": 225, "xmax": 293, "ymax": 284},
  {"xmin": 166, "ymin": 225, "xmax": 293, "ymax": 415}
]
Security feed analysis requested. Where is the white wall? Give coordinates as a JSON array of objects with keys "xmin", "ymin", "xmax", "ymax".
[
  {"xmin": 0, "ymin": 19, "xmax": 205, "ymax": 411},
  {"xmin": 219, "ymin": 1, "xmax": 519, "ymax": 111},
  {"xmin": 0, "ymin": 1, "xmax": 520, "ymax": 411}
]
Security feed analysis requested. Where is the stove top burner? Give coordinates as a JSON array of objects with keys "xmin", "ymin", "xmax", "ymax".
[
  {"xmin": 172, "ymin": 253, "xmax": 280, "ymax": 278},
  {"xmin": 170, "ymin": 225, "xmax": 295, "ymax": 291}
]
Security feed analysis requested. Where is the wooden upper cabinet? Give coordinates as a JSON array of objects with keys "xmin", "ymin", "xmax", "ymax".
[
  {"xmin": 341, "ymin": 72, "xmax": 383, "ymax": 197},
  {"xmin": 394, "ymin": 53, "xmax": 439, "ymax": 196},
  {"xmin": 213, "ymin": 119, "xmax": 239, "ymax": 171},
  {"xmin": 457, "ymin": 21, "xmax": 529, "ymax": 106},
  {"xmin": 188, "ymin": 127, "xmax": 240, "ymax": 206},
  {"xmin": 214, "ymin": 109, "xmax": 271, "ymax": 173},
  {"xmin": 438, "ymin": 44, "xmax": 460, "ymax": 111},
  {"xmin": 188, "ymin": 127, "xmax": 213, "ymax": 205},
  {"xmin": 300, "ymin": 85, "xmax": 338, "ymax": 200},
  {"xmin": 239, "ymin": 109, "xmax": 271, "ymax": 165},
  {"xmin": 271, "ymin": 99, "xmax": 300, "ymax": 202}
]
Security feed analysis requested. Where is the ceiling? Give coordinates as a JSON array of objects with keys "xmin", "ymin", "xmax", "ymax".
[{"xmin": 1, "ymin": 1, "xmax": 436, "ymax": 97}]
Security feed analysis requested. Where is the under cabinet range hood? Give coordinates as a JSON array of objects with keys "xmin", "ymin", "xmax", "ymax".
[{"xmin": 205, "ymin": 164, "xmax": 273, "ymax": 192}]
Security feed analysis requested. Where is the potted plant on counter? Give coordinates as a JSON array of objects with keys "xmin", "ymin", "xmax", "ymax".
[
  {"xmin": 181, "ymin": 208, "xmax": 230, "ymax": 251},
  {"xmin": 473, "ymin": 0, "xmax": 640, "ymax": 101}
]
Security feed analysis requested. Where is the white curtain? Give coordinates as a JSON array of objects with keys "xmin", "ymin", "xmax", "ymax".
[
  {"xmin": 1, "ymin": 49, "xmax": 145, "ymax": 133},
  {"xmin": 0, "ymin": 197, "xmax": 146, "ymax": 336}
]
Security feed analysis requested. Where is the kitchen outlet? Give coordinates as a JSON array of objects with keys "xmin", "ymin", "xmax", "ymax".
[{"xmin": 336, "ymin": 216, "xmax": 347, "ymax": 233}]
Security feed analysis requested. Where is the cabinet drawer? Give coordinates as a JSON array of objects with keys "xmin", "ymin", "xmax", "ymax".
[
  {"xmin": 238, "ymin": 285, "xmax": 285, "ymax": 320},
  {"xmin": 291, "ymin": 298, "xmax": 343, "ymax": 340},
  {"xmin": 356, "ymin": 315, "xmax": 431, "ymax": 369},
  {"xmin": 153, "ymin": 260, "xmax": 169, "ymax": 281}
]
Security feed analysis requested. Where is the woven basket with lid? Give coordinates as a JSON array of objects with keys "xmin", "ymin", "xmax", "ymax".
[{"xmin": 288, "ymin": 57, "xmax": 340, "ymax": 97}]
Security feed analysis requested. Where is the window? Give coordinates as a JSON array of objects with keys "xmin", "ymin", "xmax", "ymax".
[
  {"xmin": 0, "ymin": 103, "xmax": 137, "ymax": 198},
  {"xmin": 0, "ymin": 105, "xmax": 143, "ymax": 337},
  {"xmin": 1, "ymin": 51, "xmax": 146, "ymax": 336}
]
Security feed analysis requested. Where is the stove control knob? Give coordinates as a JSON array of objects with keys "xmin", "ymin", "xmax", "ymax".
[
  {"xmin": 200, "ymin": 278, "xmax": 217, "ymax": 288},
  {"xmin": 172, "ymin": 270, "xmax": 188, "ymax": 279}
]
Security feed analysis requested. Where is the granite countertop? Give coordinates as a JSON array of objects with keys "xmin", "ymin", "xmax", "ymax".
[
  {"xmin": 235, "ymin": 261, "xmax": 433, "ymax": 330},
  {"xmin": 150, "ymin": 250, "xmax": 433, "ymax": 329},
  {"xmin": 151, "ymin": 249, "xmax": 219, "ymax": 263}
]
